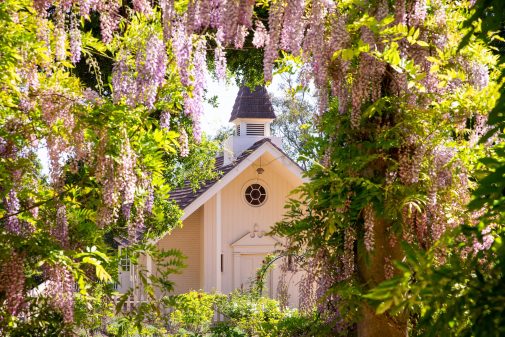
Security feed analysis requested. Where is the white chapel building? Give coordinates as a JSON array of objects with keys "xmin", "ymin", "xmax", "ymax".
[{"xmin": 121, "ymin": 86, "xmax": 306, "ymax": 306}]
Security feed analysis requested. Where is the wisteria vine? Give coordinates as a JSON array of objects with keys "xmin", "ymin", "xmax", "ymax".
[{"xmin": 1, "ymin": 0, "xmax": 495, "ymax": 332}]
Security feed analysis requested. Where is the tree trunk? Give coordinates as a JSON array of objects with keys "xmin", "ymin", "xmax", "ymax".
[
  {"xmin": 357, "ymin": 306, "xmax": 408, "ymax": 337},
  {"xmin": 357, "ymin": 216, "xmax": 408, "ymax": 337}
]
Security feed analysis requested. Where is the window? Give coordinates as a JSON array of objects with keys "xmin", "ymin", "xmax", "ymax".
[
  {"xmin": 119, "ymin": 252, "xmax": 130, "ymax": 272},
  {"xmin": 236, "ymin": 124, "xmax": 241, "ymax": 136},
  {"xmin": 244, "ymin": 183, "xmax": 267, "ymax": 206},
  {"xmin": 246, "ymin": 123, "xmax": 265, "ymax": 136}
]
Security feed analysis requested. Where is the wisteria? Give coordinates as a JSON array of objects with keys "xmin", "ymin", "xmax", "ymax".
[
  {"xmin": 4, "ymin": 189, "xmax": 21, "ymax": 234},
  {"xmin": 2, "ymin": 0, "xmax": 497, "ymax": 332},
  {"xmin": 99, "ymin": 0, "xmax": 120, "ymax": 44},
  {"xmin": 112, "ymin": 52, "xmax": 136, "ymax": 105},
  {"xmin": 473, "ymin": 226, "xmax": 495, "ymax": 252},
  {"xmin": 263, "ymin": 1, "xmax": 284, "ymax": 83},
  {"xmin": 172, "ymin": 19, "xmax": 192, "ymax": 87},
  {"xmin": 133, "ymin": 0, "xmax": 153, "ymax": 17},
  {"xmin": 45, "ymin": 264, "xmax": 74, "ymax": 324},
  {"xmin": 54, "ymin": 10, "xmax": 67, "ymax": 61},
  {"xmin": 252, "ymin": 20, "xmax": 268, "ymax": 48},
  {"xmin": 363, "ymin": 205, "xmax": 375, "ymax": 252},
  {"xmin": 135, "ymin": 34, "xmax": 167, "ymax": 108},
  {"xmin": 179, "ymin": 129, "xmax": 190, "ymax": 157},
  {"xmin": 0, "ymin": 252, "xmax": 25, "ymax": 316},
  {"xmin": 160, "ymin": 110, "xmax": 171, "ymax": 130},
  {"xmin": 69, "ymin": 14, "xmax": 81, "ymax": 64},
  {"xmin": 184, "ymin": 38, "xmax": 207, "ymax": 141},
  {"xmin": 119, "ymin": 136, "xmax": 137, "ymax": 221},
  {"xmin": 280, "ymin": 0, "xmax": 305, "ymax": 54}
]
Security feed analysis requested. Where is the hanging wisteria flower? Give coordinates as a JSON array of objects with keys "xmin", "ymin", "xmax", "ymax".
[
  {"xmin": 179, "ymin": 129, "xmax": 189, "ymax": 157},
  {"xmin": 0, "ymin": 252, "xmax": 25, "ymax": 316},
  {"xmin": 264, "ymin": 1, "xmax": 285, "ymax": 82},
  {"xmin": 79, "ymin": 0, "xmax": 96, "ymax": 17},
  {"xmin": 160, "ymin": 110, "xmax": 171, "ymax": 130},
  {"xmin": 4, "ymin": 189, "xmax": 21, "ymax": 235},
  {"xmin": 473, "ymin": 226, "xmax": 495, "ymax": 252},
  {"xmin": 280, "ymin": 0, "xmax": 306, "ymax": 54},
  {"xmin": 172, "ymin": 19, "xmax": 192, "ymax": 86},
  {"xmin": 184, "ymin": 38, "xmax": 206, "ymax": 141},
  {"xmin": 363, "ymin": 205, "xmax": 375, "ymax": 252},
  {"xmin": 342, "ymin": 227, "xmax": 355, "ymax": 279},
  {"xmin": 53, "ymin": 204, "xmax": 69, "ymax": 247},
  {"xmin": 99, "ymin": 0, "xmax": 120, "ymax": 43},
  {"xmin": 112, "ymin": 53, "xmax": 137, "ymax": 105},
  {"xmin": 45, "ymin": 264, "xmax": 74, "ymax": 323},
  {"xmin": 69, "ymin": 15, "xmax": 82, "ymax": 64},
  {"xmin": 145, "ymin": 185, "xmax": 154, "ymax": 215},
  {"xmin": 133, "ymin": 0, "xmax": 153, "ymax": 16},
  {"xmin": 136, "ymin": 33, "xmax": 167, "ymax": 108},
  {"xmin": 252, "ymin": 20, "xmax": 268, "ymax": 48},
  {"xmin": 54, "ymin": 13, "xmax": 67, "ymax": 61},
  {"xmin": 119, "ymin": 136, "xmax": 137, "ymax": 221}
]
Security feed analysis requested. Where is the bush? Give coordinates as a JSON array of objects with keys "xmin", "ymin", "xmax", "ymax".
[
  {"xmin": 169, "ymin": 291, "xmax": 218, "ymax": 336},
  {"xmin": 163, "ymin": 290, "xmax": 329, "ymax": 337}
]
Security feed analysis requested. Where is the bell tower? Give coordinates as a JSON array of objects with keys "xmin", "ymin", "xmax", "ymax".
[{"xmin": 223, "ymin": 86, "xmax": 282, "ymax": 164}]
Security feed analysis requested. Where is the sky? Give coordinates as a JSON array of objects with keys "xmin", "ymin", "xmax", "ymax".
[{"xmin": 200, "ymin": 75, "xmax": 239, "ymax": 136}]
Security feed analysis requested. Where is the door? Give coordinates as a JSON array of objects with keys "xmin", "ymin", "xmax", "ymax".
[{"xmin": 238, "ymin": 254, "xmax": 272, "ymax": 297}]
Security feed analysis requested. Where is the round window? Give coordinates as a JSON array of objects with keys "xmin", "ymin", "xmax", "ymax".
[{"xmin": 244, "ymin": 183, "xmax": 267, "ymax": 206}]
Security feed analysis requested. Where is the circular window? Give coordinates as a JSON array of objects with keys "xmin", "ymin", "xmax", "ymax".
[{"xmin": 244, "ymin": 183, "xmax": 267, "ymax": 207}]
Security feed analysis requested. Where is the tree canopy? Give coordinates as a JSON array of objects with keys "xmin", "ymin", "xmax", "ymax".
[{"xmin": 1, "ymin": 0, "xmax": 504, "ymax": 336}]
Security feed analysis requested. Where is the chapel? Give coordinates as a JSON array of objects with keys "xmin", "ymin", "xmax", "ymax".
[{"xmin": 118, "ymin": 86, "xmax": 305, "ymax": 307}]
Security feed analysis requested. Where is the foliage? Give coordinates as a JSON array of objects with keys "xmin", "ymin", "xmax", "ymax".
[
  {"xmin": 365, "ymin": 225, "xmax": 505, "ymax": 336},
  {"xmin": 0, "ymin": 0, "xmax": 217, "ymax": 335},
  {"xmin": 270, "ymin": 0, "xmax": 499, "ymax": 334},
  {"xmin": 363, "ymin": 2, "xmax": 505, "ymax": 336},
  {"xmin": 271, "ymin": 70, "xmax": 318, "ymax": 170},
  {"xmin": 141, "ymin": 290, "xmax": 329, "ymax": 337},
  {"xmin": 169, "ymin": 291, "xmax": 218, "ymax": 336}
]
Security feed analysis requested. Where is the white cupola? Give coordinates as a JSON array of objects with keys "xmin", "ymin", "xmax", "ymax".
[{"xmin": 223, "ymin": 86, "xmax": 282, "ymax": 164}]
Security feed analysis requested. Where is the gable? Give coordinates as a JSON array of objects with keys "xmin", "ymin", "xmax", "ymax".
[{"xmin": 179, "ymin": 139, "xmax": 306, "ymax": 221}]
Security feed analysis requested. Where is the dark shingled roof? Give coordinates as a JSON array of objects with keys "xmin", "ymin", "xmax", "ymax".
[
  {"xmin": 170, "ymin": 138, "xmax": 271, "ymax": 209},
  {"xmin": 229, "ymin": 86, "xmax": 276, "ymax": 122},
  {"xmin": 170, "ymin": 137, "xmax": 306, "ymax": 209}
]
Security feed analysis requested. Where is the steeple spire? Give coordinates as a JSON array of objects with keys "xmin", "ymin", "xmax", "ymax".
[
  {"xmin": 229, "ymin": 86, "xmax": 276, "ymax": 122},
  {"xmin": 222, "ymin": 85, "xmax": 281, "ymax": 165}
]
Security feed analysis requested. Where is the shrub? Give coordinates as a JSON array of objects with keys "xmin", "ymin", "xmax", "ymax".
[{"xmin": 169, "ymin": 291, "xmax": 218, "ymax": 336}]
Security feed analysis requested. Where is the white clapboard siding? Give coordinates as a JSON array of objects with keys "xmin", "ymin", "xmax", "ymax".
[
  {"xmin": 220, "ymin": 153, "xmax": 297, "ymax": 295},
  {"xmin": 156, "ymin": 207, "xmax": 203, "ymax": 294}
]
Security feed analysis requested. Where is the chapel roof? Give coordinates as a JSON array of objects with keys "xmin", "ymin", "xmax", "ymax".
[
  {"xmin": 114, "ymin": 138, "xmax": 302, "ymax": 246},
  {"xmin": 114, "ymin": 138, "xmax": 303, "ymax": 246},
  {"xmin": 170, "ymin": 137, "xmax": 274, "ymax": 209},
  {"xmin": 229, "ymin": 86, "xmax": 276, "ymax": 122}
]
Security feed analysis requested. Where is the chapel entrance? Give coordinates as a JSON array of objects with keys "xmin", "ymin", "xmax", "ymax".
[
  {"xmin": 231, "ymin": 228, "xmax": 279, "ymax": 298},
  {"xmin": 238, "ymin": 253, "xmax": 273, "ymax": 297}
]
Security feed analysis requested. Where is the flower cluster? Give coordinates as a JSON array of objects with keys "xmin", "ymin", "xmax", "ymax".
[
  {"xmin": 363, "ymin": 205, "xmax": 375, "ymax": 252},
  {"xmin": 4, "ymin": 189, "xmax": 21, "ymax": 235},
  {"xmin": 0, "ymin": 252, "xmax": 25, "ymax": 316},
  {"xmin": 184, "ymin": 38, "xmax": 207, "ymax": 141},
  {"xmin": 179, "ymin": 129, "xmax": 190, "ymax": 157},
  {"xmin": 473, "ymin": 226, "xmax": 495, "ymax": 252},
  {"xmin": 45, "ymin": 264, "xmax": 74, "ymax": 323},
  {"xmin": 135, "ymin": 34, "xmax": 167, "ymax": 108}
]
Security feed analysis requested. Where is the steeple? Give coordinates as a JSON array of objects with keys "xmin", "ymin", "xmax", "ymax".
[
  {"xmin": 223, "ymin": 86, "xmax": 281, "ymax": 165},
  {"xmin": 229, "ymin": 86, "xmax": 276, "ymax": 122}
]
